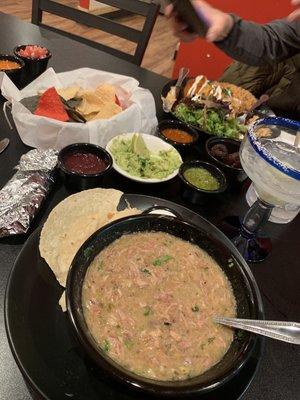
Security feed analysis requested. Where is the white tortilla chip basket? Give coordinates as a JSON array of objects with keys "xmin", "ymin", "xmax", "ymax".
[{"xmin": 0, "ymin": 68, "xmax": 158, "ymax": 150}]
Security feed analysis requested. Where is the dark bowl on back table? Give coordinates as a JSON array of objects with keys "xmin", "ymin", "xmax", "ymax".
[
  {"xmin": 157, "ymin": 119, "xmax": 199, "ymax": 154},
  {"xmin": 14, "ymin": 44, "xmax": 52, "ymax": 85},
  {"xmin": 0, "ymin": 54, "xmax": 25, "ymax": 89},
  {"xmin": 205, "ymin": 137, "xmax": 247, "ymax": 187},
  {"xmin": 66, "ymin": 213, "xmax": 263, "ymax": 396}
]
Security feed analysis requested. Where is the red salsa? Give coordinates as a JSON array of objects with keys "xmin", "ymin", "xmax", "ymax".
[
  {"xmin": 63, "ymin": 151, "xmax": 107, "ymax": 175},
  {"xmin": 17, "ymin": 45, "xmax": 49, "ymax": 60}
]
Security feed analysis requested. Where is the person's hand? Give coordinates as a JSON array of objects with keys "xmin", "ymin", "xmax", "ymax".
[
  {"xmin": 287, "ymin": 0, "xmax": 300, "ymax": 22},
  {"xmin": 165, "ymin": 0, "xmax": 234, "ymax": 43}
]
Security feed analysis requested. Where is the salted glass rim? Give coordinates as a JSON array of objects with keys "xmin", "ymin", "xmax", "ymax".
[{"xmin": 247, "ymin": 117, "xmax": 300, "ymax": 182}]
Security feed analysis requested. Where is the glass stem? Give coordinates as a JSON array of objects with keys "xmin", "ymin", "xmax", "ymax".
[{"xmin": 241, "ymin": 198, "xmax": 274, "ymax": 237}]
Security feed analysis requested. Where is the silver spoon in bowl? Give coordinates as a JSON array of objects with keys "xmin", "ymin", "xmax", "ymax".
[{"xmin": 214, "ymin": 317, "xmax": 300, "ymax": 345}]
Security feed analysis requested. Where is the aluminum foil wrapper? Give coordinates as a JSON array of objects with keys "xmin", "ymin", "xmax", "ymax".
[{"xmin": 0, "ymin": 149, "xmax": 58, "ymax": 238}]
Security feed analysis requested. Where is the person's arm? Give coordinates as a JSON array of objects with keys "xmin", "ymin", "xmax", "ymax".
[
  {"xmin": 216, "ymin": 17, "xmax": 300, "ymax": 66},
  {"xmin": 288, "ymin": 0, "xmax": 300, "ymax": 21},
  {"xmin": 166, "ymin": 0, "xmax": 300, "ymax": 66}
]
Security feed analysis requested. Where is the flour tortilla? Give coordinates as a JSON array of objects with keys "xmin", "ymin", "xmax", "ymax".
[
  {"xmin": 39, "ymin": 189, "xmax": 140, "ymax": 288},
  {"xmin": 57, "ymin": 206, "xmax": 142, "ymax": 311}
]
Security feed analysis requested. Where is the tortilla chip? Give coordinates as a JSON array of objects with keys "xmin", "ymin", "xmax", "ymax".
[
  {"xmin": 56, "ymin": 86, "xmax": 80, "ymax": 101},
  {"xmin": 84, "ymin": 112, "xmax": 98, "ymax": 121},
  {"xmin": 20, "ymin": 95, "xmax": 39, "ymax": 113},
  {"xmin": 34, "ymin": 87, "xmax": 69, "ymax": 122},
  {"xmin": 59, "ymin": 293, "xmax": 67, "ymax": 311},
  {"xmin": 76, "ymin": 91, "xmax": 106, "ymax": 115},
  {"xmin": 95, "ymin": 84, "xmax": 116, "ymax": 103},
  {"xmin": 91, "ymin": 102, "xmax": 122, "ymax": 120}
]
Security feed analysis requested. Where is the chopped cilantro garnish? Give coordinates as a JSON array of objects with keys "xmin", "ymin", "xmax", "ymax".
[
  {"xmin": 102, "ymin": 339, "xmax": 110, "ymax": 352},
  {"xmin": 124, "ymin": 339, "xmax": 134, "ymax": 349},
  {"xmin": 236, "ymin": 331, "xmax": 244, "ymax": 340},
  {"xmin": 140, "ymin": 268, "xmax": 151, "ymax": 275},
  {"xmin": 97, "ymin": 260, "xmax": 104, "ymax": 271},
  {"xmin": 192, "ymin": 305, "xmax": 200, "ymax": 312},
  {"xmin": 143, "ymin": 305, "xmax": 153, "ymax": 316},
  {"xmin": 152, "ymin": 255, "xmax": 173, "ymax": 266},
  {"xmin": 83, "ymin": 247, "xmax": 93, "ymax": 259}
]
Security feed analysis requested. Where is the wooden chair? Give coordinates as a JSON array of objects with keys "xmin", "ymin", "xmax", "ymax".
[{"xmin": 31, "ymin": 0, "xmax": 160, "ymax": 65}]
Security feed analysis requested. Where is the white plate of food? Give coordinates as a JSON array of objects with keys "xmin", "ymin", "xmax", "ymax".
[{"xmin": 106, "ymin": 133, "xmax": 182, "ymax": 183}]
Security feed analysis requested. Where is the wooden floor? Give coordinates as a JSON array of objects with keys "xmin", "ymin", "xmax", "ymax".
[{"xmin": 0, "ymin": 0, "xmax": 178, "ymax": 77}]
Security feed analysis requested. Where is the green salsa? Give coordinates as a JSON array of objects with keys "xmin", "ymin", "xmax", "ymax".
[{"xmin": 184, "ymin": 167, "xmax": 220, "ymax": 191}]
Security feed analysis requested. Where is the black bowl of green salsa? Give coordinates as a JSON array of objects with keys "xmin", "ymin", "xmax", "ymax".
[{"xmin": 179, "ymin": 160, "xmax": 228, "ymax": 205}]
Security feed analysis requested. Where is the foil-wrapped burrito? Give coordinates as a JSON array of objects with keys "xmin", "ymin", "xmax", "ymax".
[{"xmin": 0, "ymin": 149, "xmax": 57, "ymax": 237}]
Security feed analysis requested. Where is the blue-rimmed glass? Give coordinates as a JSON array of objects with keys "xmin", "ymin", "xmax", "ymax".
[
  {"xmin": 248, "ymin": 117, "xmax": 300, "ymax": 181},
  {"xmin": 221, "ymin": 117, "xmax": 300, "ymax": 263}
]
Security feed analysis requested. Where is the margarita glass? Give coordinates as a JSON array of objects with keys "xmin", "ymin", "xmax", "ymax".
[{"xmin": 223, "ymin": 117, "xmax": 300, "ymax": 262}]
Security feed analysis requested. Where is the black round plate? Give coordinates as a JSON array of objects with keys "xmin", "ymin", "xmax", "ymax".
[{"xmin": 5, "ymin": 194, "xmax": 263, "ymax": 400}]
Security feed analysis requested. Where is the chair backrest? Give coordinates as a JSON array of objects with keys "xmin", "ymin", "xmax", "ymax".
[{"xmin": 31, "ymin": 0, "xmax": 159, "ymax": 65}]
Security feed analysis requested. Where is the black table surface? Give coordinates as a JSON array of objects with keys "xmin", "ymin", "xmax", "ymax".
[{"xmin": 0, "ymin": 12, "xmax": 299, "ymax": 400}]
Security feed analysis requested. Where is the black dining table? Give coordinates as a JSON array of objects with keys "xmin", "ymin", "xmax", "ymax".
[{"xmin": 0, "ymin": 12, "xmax": 299, "ymax": 400}]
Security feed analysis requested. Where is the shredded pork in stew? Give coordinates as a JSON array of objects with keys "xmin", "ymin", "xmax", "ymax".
[{"xmin": 82, "ymin": 232, "xmax": 236, "ymax": 381}]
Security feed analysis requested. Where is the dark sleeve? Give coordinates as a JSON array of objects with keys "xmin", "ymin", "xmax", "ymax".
[{"xmin": 216, "ymin": 15, "xmax": 300, "ymax": 66}]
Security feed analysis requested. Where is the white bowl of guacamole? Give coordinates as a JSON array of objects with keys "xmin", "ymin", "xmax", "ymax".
[{"xmin": 106, "ymin": 133, "xmax": 182, "ymax": 183}]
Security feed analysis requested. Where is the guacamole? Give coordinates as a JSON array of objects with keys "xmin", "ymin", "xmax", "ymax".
[{"xmin": 110, "ymin": 134, "xmax": 181, "ymax": 179}]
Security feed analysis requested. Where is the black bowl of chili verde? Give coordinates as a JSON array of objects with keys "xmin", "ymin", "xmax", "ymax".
[
  {"xmin": 58, "ymin": 143, "xmax": 112, "ymax": 192},
  {"xmin": 179, "ymin": 160, "xmax": 228, "ymax": 205},
  {"xmin": 66, "ymin": 213, "xmax": 262, "ymax": 396}
]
